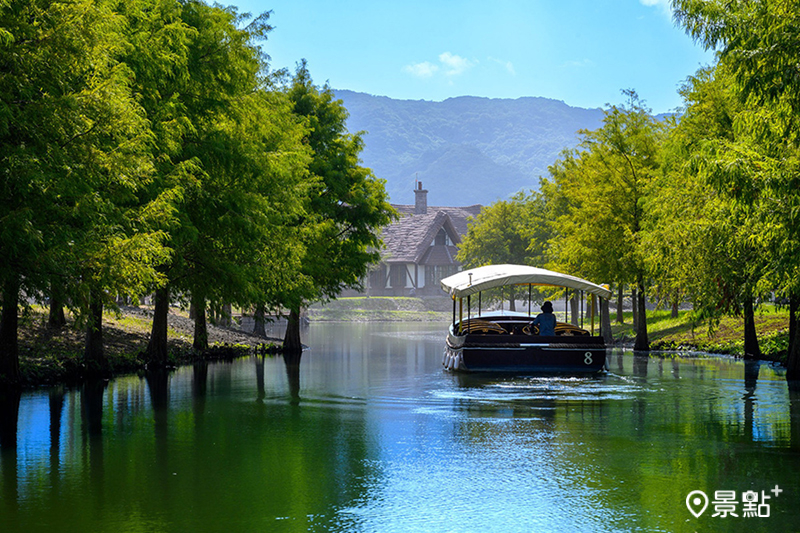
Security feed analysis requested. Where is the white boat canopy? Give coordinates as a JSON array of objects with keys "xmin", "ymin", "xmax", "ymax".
[{"xmin": 440, "ymin": 264, "xmax": 612, "ymax": 300}]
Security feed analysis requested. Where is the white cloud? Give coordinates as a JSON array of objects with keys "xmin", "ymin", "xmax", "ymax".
[
  {"xmin": 403, "ymin": 61, "xmax": 439, "ymax": 78},
  {"xmin": 438, "ymin": 52, "xmax": 476, "ymax": 76},
  {"xmin": 403, "ymin": 52, "xmax": 475, "ymax": 79},
  {"xmin": 489, "ymin": 56, "xmax": 516, "ymax": 76}
]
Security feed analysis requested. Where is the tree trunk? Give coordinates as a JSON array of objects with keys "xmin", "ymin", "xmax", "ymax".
[
  {"xmin": 0, "ymin": 276, "xmax": 20, "ymax": 385},
  {"xmin": 570, "ymin": 294, "xmax": 579, "ymax": 326},
  {"xmin": 633, "ymin": 280, "xmax": 649, "ymax": 351},
  {"xmin": 253, "ymin": 304, "xmax": 267, "ymax": 337},
  {"xmin": 147, "ymin": 285, "xmax": 170, "ymax": 365},
  {"xmin": 671, "ymin": 299, "xmax": 679, "ymax": 319},
  {"xmin": 601, "ymin": 297, "xmax": 612, "ymax": 343},
  {"xmin": 192, "ymin": 291, "xmax": 208, "ymax": 352},
  {"xmin": 221, "ymin": 303, "xmax": 232, "ymax": 327},
  {"xmin": 789, "ymin": 293, "xmax": 798, "ymax": 361},
  {"xmin": 283, "ymin": 307, "xmax": 303, "ymax": 353},
  {"xmin": 742, "ymin": 297, "xmax": 761, "ymax": 360},
  {"xmin": 616, "ymin": 285, "xmax": 624, "ymax": 324},
  {"xmin": 48, "ymin": 280, "xmax": 66, "ymax": 329},
  {"xmin": 632, "ymin": 287, "xmax": 638, "ymax": 328},
  {"xmin": 83, "ymin": 289, "xmax": 105, "ymax": 373},
  {"xmin": 787, "ymin": 294, "xmax": 800, "ymax": 381}
]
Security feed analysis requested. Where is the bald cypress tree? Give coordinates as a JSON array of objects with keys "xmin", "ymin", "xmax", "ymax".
[{"xmin": 282, "ymin": 61, "xmax": 396, "ymax": 352}]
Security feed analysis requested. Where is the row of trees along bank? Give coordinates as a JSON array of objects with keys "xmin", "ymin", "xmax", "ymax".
[
  {"xmin": 458, "ymin": 1, "xmax": 800, "ymax": 381},
  {"xmin": 0, "ymin": 0, "xmax": 396, "ymax": 385}
]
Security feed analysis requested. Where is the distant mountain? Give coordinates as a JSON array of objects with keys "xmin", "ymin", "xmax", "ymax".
[{"xmin": 335, "ymin": 90, "xmax": 605, "ymax": 207}]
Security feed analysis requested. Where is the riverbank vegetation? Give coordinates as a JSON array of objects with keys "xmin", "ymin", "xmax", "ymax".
[
  {"xmin": 458, "ymin": 2, "xmax": 800, "ymax": 381},
  {"xmin": 4, "ymin": 1, "xmax": 800, "ymax": 387},
  {"xmin": 309, "ymin": 297, "xmax": 453, "ymax": 322},
  {"xmin": 14, "ymin": 304, "xmax": 273, "ymax": 387},
  {"xmin": 10, "ymin": 299, "xmax": 791, "ymax": 387},
  {"xmin": 0, "ymin": 0, "xmax": 395, "ymax": 386}
]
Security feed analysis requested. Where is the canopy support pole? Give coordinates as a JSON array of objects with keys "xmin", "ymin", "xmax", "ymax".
[{"xmin": 528, "ymin": 285, "xmax": 531, "ymax": 317}]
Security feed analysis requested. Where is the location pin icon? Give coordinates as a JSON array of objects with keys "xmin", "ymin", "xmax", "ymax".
[{"xmin": 686, "ymin": 490, "xmax": 709, "ymax": 518}]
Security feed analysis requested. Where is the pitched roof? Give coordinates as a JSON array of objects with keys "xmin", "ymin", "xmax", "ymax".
[
  {"xmin": 392, "ymin": 204, "xmax": 482, "ymax": 236},
  {"xmin": 380, "ymin": 210, "xmax": 460, "ymax": 263}
]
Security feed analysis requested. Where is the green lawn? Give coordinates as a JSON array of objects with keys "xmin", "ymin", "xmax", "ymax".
[{"xmin": 611, "ymin": 305, "xmax": 790, "ymax": 360}]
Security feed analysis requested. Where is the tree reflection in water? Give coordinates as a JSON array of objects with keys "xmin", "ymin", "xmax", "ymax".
[{"xmin": 0, "ymin": 334, "xmax": 799, "ymax": 532}]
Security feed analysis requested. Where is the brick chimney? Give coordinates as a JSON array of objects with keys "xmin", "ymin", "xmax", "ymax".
[{"xmin": 414, "ymin": 181, "xmax": 428, "ymax": 214}]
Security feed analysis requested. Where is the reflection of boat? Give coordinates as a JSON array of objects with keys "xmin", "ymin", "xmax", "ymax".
[{"xmin": 440, "ymin": 264, "xmax": 612, "ymax": 373}]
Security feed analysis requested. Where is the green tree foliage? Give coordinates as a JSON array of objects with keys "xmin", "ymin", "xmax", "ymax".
[
  {"xmin": 543, "ymin": 90, "xmax": 663, "ymax": 350},
  {"xmin": 0, "ymin": 0, "xmax": 167, "ymax": 381},
  {"xmin": 181, "ymin": 88, "xmax": 310, "ymax": 351},
  {"xmin": 649, "ymin": 66, "xmax": 767, "ymax": 358},
  {"xmin": 111, "ymin": 0, "xmax": 310, "ymax": 362},
  {"xmin": 457, "ymin": 191, "xmax": 548, "ymax": 309},
  {"xmin": 673, "ymin": 0, "xmax": 800, "ymax": 377},
  {"xmin": 0, "ymin": 1, "xmax": 392, "ymax": 380},
  {"xmin": 457, "ymin": 193, "xmax": 534, "ymax": 268},
  {"xmin": 282, "ymin": 61, "xmax": 397, "ymax": 351}
]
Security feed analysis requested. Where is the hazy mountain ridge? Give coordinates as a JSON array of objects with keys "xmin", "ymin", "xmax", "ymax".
[{"xmin": 335, "ymin": 90, "xmax": 606, "ymax": 206}]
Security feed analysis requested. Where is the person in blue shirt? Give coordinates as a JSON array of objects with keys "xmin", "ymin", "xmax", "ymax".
[{"xmin": 532, "ymin": 301, "xmax": 556, "ymax": 336}]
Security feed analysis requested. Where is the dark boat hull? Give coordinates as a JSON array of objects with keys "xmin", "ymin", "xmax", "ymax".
[{"xmin": 443, "ymin": 332, "xmax": 606, "ymax": 373}]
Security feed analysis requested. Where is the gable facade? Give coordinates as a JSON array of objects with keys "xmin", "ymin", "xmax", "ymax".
[{"xmin": 355, "ymin": 182, "xmax": 482, "ymax": 297}]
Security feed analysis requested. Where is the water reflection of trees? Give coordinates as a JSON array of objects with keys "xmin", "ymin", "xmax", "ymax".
[
  {"xmin": 283, "ymin": 352, "xmax": 302, "ymax": 404},
  {"xmin": 447, "ymin": 353, "xmax": 800, "ymax": 532},
  {"xmin": 789, "ymin": 381, "xmax": 800, "ymax": 451},
  {"xmin": 0, "ymin": 356, "xmax": 380, "ymax": 531},
  {"xmin": 0, "ymin": 388, "xmax": 21, "ymax": 521},
  {"xmin": 2, "ymin": 345, "xmax": 800, "ymax": 531}
]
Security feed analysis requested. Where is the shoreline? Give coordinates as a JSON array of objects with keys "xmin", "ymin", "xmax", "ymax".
[
  {"xmin": 14, "ymin": 305, "xmax": 282, "ymax": 388},
  {"xmin": 9, "ymin": 302, "xmax": 790, "ymax": 388}
]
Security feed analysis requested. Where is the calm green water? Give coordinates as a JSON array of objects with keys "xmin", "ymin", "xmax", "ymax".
[{"xmin": 1, "ymin": 321, "xmax": 799, "ymax": 532}]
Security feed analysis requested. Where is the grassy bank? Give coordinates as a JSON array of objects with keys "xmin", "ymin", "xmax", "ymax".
[
  {"xmin": 611, "ymin": 306, "xmax": 790, "ymax": 362},
  {"xmin": 310, "ymin": 297, "xmax": 791, "ymax": 361},
  {"xmin": 10, "ymin": 300, "xmax": 791, "ymax": 387},
  {"xmin": 14, "ymin": 305, "xmax": 278, "ymax": 387},
  {"xmin": 309, "ymin": 297, "xmax": 452, "ymax": 322}
]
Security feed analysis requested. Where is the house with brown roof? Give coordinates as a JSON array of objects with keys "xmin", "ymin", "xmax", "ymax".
[{"xmin": 358, "ymin": 182, "xmax": 482, "ymax": 297}]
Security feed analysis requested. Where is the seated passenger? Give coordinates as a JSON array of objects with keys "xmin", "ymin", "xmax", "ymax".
[{"xmin": 532, "ymin": 301, "xmax": 556, "ymax": 336}]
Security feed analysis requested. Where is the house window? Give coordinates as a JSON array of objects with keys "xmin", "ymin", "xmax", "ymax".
[
  {"xmin": 433, "ymin": 229, "xmax": 451, "ymax": 246},
  {"xmin": 425, "ymin": 264, "xmax": 459, "ymax": 288},
  {"xmin": 389, "ymin": 264, "xmax": 405, "ymax": 288}
]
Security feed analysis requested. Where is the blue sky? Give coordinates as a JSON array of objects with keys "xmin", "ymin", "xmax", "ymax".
[{"xmin": 230, "ymin": 0, "xmax": 715, "ymax": 114}]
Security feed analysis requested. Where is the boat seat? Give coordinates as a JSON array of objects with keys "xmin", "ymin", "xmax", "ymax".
[
  {"xmin": 518, "ymin": 321, "xmax": 590, "ymax": 336},
  {"xmin": 460, "ymin": 319, "xmax": 507, "ymax": 334},
  {"xmin": 555, "ymin": 323, "xmax": 590, "ymax": 336}
]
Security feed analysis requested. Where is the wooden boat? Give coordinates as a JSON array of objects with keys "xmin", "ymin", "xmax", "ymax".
[{"xmin": 440, "ymin": 264, "xmax": 612, "ymax": 373}]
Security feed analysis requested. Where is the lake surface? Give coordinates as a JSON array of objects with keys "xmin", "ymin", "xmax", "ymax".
[{"xmin": 1, "ymin": 321, "xmax": 799, "ymax": 532}]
